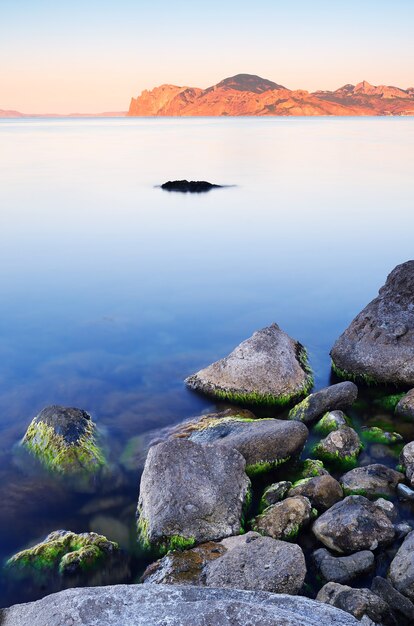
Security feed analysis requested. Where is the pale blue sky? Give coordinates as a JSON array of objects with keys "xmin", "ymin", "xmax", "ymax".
[{"xmin": 1, "ymin": 0, "xmax": 413, "ymax": 112}]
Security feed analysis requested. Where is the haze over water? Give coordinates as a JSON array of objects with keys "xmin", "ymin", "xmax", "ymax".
[{"xmin": 0, "ymin": 116, "xmax": 413, "ymax": 606}]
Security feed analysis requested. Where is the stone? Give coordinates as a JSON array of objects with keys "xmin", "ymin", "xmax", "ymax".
[
  {"xmin": 300, "ymin": 458, "xmax": 329, "ymax": 477},
  {"xmin": 161, "ymin": 180, "xmax": 221, "ymax": 192},
  {"xmin": 259, "ymin": 481, "xmax": 292, "ymax": 510},
  {"xmin": 317, "ymin": 582, "xmax": 396, "ymax": 625},
  {"xmin": 312, "ymin": 495, "xmax": 395, "ymax": 554},
  {"xmin": 314, "ymin": 410, "xmax": 349, "ymax": 435},
  {"xmin": 395, "ymin": 389, "xmax": 414, "ymax": 420},
  {"xmin": 371, "ymin": 576, "xmax": 414, "ymax": 625},
  {"xmin": 313, "ymin": 547, "xmax": 375, "ymax": 584},
  {"xmin": 394, "ymin": 523, "xmax": 413, "ymax": 539},
  {"xmin": 22, "ymin": 405, "xmax": 105, "ymax": 478},
  {"xmin": 252, "ymin": 496, "xmax": 312, "ymax": 541},
  {"xmin": 331, "ymin": 261, "xmax": 414, "ymax": 385},
  {"xmin": 313, "ymin": 426, "xmax": 362, "ymax": 469},
  {"xmin": 0, "ymin": 584, "xmax": 362, "ymax": 626},
  {"xmin": 137, "ymin": 439, "xmax": 250, "ymax": 552},
  {"xmin": 171, "ymin": 411, "xmax": 308, "ymax": 476},
  {"xmin": 373, "ymin": 498, "xmax": 397, "ymax": 521},
  {"xmin": 397, "ymin": 483, "xmax": 414, "ymax": 501},
  {"xmin": 360, "ymin": 426, "xmax": 403, "ymax": 445},
  {"xmin": 388, "ymin": 530, "xmax": 414, "ymax": 601},
  {"xmin": 289, "ymin": 382, "xmax": 358, "ymax": 423},
  {"xmin": 288, "ymin": 474, "xmax": 343, "ymax": 511},
  {"xmin": 340, "ymin": 464, "xmax": 405, "ymax": 498},
  {"xmin": 185, "ymin": 323, "xmax": 313, "ymax": 406},
  {"xmin": 400, "ymin": 441, "xmax": 414, "ymax": 487}
]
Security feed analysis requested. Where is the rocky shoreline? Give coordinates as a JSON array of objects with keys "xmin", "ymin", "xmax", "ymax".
[{"xmin": 2, "ymin": 261, "xmax": 414, "ymax": 625}]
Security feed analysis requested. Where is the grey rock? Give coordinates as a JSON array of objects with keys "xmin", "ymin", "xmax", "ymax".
[
  {"xmin": 314, "ymin": 410, "xmax": 349, "ymax": 435},
  {"xmin": 372, "ymin": 576, "xmax": 414, "ymax": 625},
  {"xmin": 313, "ymin": 547, "xmax": 375, "ymax": 584},
  {"xmin": 400, "ymin": 441, "xmax": 414, "ymax": 487},
  {"xmin": 312, "ymin": 495, "xmax": 395, "ymax": 554},
  {"xmin": 397, "ymin": 483, "xmax": 414, "ymax": 501},
  {"xmin": 331, "ymin": 261, "xmax": 414, "ymax": 385},
  {"xmin": 137, "ymin": 439, "xmax": 250, "ymax": 551},
  {"xmin": 317, "ymin": 582, "xmax": 396, "ymax": 625},
  {"xmin": 388, "ymin": 530, "xmax": 414, "ymax": 601},
  {"xmin": 394, "ymin": 522, "xmax": 413, "ymax": 539},
  {"xmin": 396, "ymin": 389, "xmax": 414, "ymax": 420},
  {"xmin": 340, "ymin": 464, "xmax": 404, "ymax": 498},
  {"xmin": 373, "ymin": 498, "xmax": 397, "ymax": 521},
  {"xmin": 288, "ymin": 474, "xmax": 343, "ymax": 511},
  {"xmin": 185, "ymin": 323, "xmax": 313, "ymax": 406},
  {"xmin": 0, "ymin": 583, "xmax": 362, "ymax": 626},
  {"xmin": 260, "ymin": 481, "xmax": 292, "ymax": 510},
  {"xmin": 313, "ymin": 427, "xmax": 362, "ymax": 468},
  {"xmin": 289, "ymin": 382, "xmax": 358, "ymax": 423},
  {"xmin": 252, "ymin": 496, "xmax": 312, "ymax": 541}
]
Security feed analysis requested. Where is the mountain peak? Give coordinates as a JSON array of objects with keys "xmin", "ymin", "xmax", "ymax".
[{"xmin": 211, "ymin": 74, "xmax": 285, "ymax": 93}]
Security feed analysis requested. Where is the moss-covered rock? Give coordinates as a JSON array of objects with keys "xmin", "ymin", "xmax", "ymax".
[
  {"xmin": 300, "ymin": 458, "xmax": 329, "ymax": 478},
  {"xmin": 360, "ymin": 426, "xmax": 403, "ymax": 445},
  {"xmin": 314, "ymin": 411, "xmax": 349, "ymax": 436},
  {"xmin": 313, "ymin": 427, "xmax": 362, "ymax": 470},
  {"xmin": 252, "ymin": 496, "xmax": 312, "ymax": 541},
  {"xmin": 259, "ymin": 481, "xmax": 292, "ymax": 512}
]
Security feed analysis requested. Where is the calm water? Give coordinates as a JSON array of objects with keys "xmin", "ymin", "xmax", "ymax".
[{"xmin": 0, "ymin": 117, "xmax": 414, "ymax": 607}]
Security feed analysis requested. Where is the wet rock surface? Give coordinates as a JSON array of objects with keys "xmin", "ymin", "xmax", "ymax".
[
  {"xmin": 312, "ymin": 495, "xmax": 395, "ymax": 553},
  {"xmin": 317, "ymin": 581, "xmax": 396, "ymax": 625},
  {"xmin": 288, "ymin": 382, "xmax": 358, "ymax": 423},
  {"xmin": 313, "ymin": 548, "xmax": 375, "ymax": 584},
  {"xmin": 260, "ymin": 481, "xmax": 292, "ymax": 509},
  {"xmin": 313, "ymin": 426, "xmax": 362, "ymax": 468},
  {"xmin": 161, "ymin": 180, "xmax": 221, "ymax": 192},
  {"xmin": 395, "ymin": 389, "xmax": 414, "ymax": 420},
  {"xmin": 288, "ymin": 474, "xmax": 343, "ymax": 511},
  {"xmin": 252, "ymin": 495, "xmax": 312, "ymax": 540},
  {"xmin": 137, "ymin": 439, "xmax": 250, "ymax": 551},
  {"xmin": 388, "ymin": 530, "xmax": 414, "ymax": 601},
  {"xmin": 0, "ymin": 584, "xmax": 362, "ymax": 626},
  {"xmin": 314, "ymin": 410, "xmax": 349, "ymax": 434},
  {"xmin": 400, "ymin": 441, "xmax": 414, "ymax": 487},
  {"xmin": 340, "ymin": 464, "xmax": 405, "ymax": 498},
  {"xmin": 185, "ymin": 323, "xmax": 313, "ymax": 406},
  {"xmin": 331, "ymin": 261, "xmax": 414, "ymax": 385},
  {"xmin": 371, "ymin": 576, "xmax": 414, "ymax": 625}
]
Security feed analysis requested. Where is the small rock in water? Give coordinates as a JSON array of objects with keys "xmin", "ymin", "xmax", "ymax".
[
  {"xmin": 288, "ymin": 382, "xmax": 358, "ymax": 424},
  {"xmin": 394, "ymin": 522, "xmax": 413, "ymax": 539},
  {"xmin": 314, "ymin": 410, "xmax": 349, "ymax": 435},
  {"xmin": 161, "ymin": 180, "xmax": 221, "ymax": 192},
  {"xmin": 252, "ymin": 495, "xmax": 312, "ymax": 541},
  {"xmin": 313, "ymin": 548, "xmax": 375, "ymax": 584},
  {"xmin": 301, "ymin": 458, "xmax": 329, "ymax": 478},
  {"xmin": 340, "ymin": 464, "xmax": 404, "ymax": 499},
  {"xmin": 397, "ymin": 483, "xmax": 414, "ymax": 501},
  {"xmin": 317, "ymin": 582, "xmax": 396, "ymax": 625},
  {"xmin": 400, "ymin": 441, "xmax": 414, "ymax": 487},
  {"xmin": 373, "ymin": 498, "xmax": 397, "ymax": 521},
  {"xmin": 395, "ymin": 389, "xmax": 414, "ymax": 420},
  {"xmin": 360, "ymin": 426, "xmax": 403, "ymax": 445},
  {"xmin": 313, "ymin": 426, "xmax": 362, "ymax": 469},
  {"xmin": 259, "ymin": 481, "xmax": 292, "ymax": 510},
  {"xmin": 288, "ymin": 474, "xmax": 343, "ymax": 511}
]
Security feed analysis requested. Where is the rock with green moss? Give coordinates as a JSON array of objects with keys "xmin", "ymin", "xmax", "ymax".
[
  {"xmin": 252, "ymin": 496, "xmax": 312, "ymax": 541},
  {"xmin": 314, "ymin": 411, "xmax": 349, "ymax": 435},
  {"xmin": 400, "ymin": 441, "xmax": 414, "ymax": 487},
  {"xmin": 22, "ymin": 406, "xmax": 105, "ymax": 479},
  {"xmin": 340, "ymin": 464, "xmax": 404, "ymax": 499},
  {"xmin": 137, "ymin": 439, "xmax": 251, "ymax": 553},
  {"xmin": 289, "ymin": 382, "xmax": 358, "ymax": 424},
  {"xmin": 259, "ymin": 481, "xmax": 292, "ymax": 511},
  {"xmin": 185, "ymin": 324, "xmax": 313, "ymax": 406},
  {"xmin": 288, "ymin": 475, "xmax": 343, "ymax": 511},
  {"xmin": 5, "ymin": 530, "xmax": 128, "ymax": 588},
  {"xmin": 313, "ymin": 427, "xmax": 362, "ymax": 470},
  {"xmin": 396, "ymin": 389, "xmax": 414, "ymax": 420},
  {"xmin": 360, "ymin": 426, "xmax": 403, "ymax": 445},
  {"xmin": 301, "ymin": 458, "xmax": 329, "ymax": 478}
]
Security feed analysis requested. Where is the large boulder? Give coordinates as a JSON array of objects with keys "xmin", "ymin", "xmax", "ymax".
[
  {"xmin": 22, "ymin": 405, "xmax": 105, "ymax": 477},
  {"xmin": 288, "ymin": 383, "xmax": 358, "ymax": 423},
  {"xmin": 340, "ymin": 464, "xmax": 405, "ymax": 498},
  {"xmin": 313, "ymin": 548, "xmax": 374, "ymax": 584},
  {"xmin": 312, "ymin": 495, "xmax": 395, "ymax": 553},
  {"xmin": 137, "ymin": 439, "xmax": 250, "ymax": 552},
  {"xmin": 0, "ymin": 584, "xmax": 362, "ymax": 626},
  {"xmin": 317, "ymin": 582, "xmax": 396, "ymax": 625},
  {"xmin": 331, "ymin": 261, "xmax": 414, "ymax": 385},
  {"xmin": 170, "ymin": 410, "xmax": 308, "ymax": 476},
  {"xmin": 388, "ymin": 530, "xmax": 414, "ymax": 601},
  {"xmin": 142, "ymin": 532, "xmax": 306, "ymax": 595},
  {"xmin": 288, "ymin": 474, "xmax": 343, "ymax": 511},
  {"xmin": 185, "ymin": 324, "xmax": 313, "ymax": 406},
  {"xmin": 252, "ymin": 496, "xmax": 312, "ymax": 541}
]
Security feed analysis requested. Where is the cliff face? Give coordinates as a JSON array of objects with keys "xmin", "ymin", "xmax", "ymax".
[{"xmin": 128, "ymin": 74, "xmax": 414, "ymax": 117}]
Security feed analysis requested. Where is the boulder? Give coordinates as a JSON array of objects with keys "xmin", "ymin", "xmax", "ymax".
[
  {"xmin": 170, "ymin": 411, "xmax": 308, "ymax": 476},
  {"xmin": 312, "ymin": 495, "xmax": 395, "ymax": 554},
  {"xmin": 388, "ymin": 530, "xmax": 414, "ymax": 601},
  {"xmin": 137, "ymin": 439, "xmax": 250, "ymax": 552},
  {"xmin": 331, "ymin": 261, "xmax": 414, "ymax": 385},
  {"xmin": 313, "ymin": 548, "xmax": 375, "ymax": 584},
  {"xmin": 313, "ymin": 427, "xmax": 362, "ymax": 469},
  {"xmin": 371, "ymin": 576, "xmax": 414, "ymax": 625},
  {"xmin": 259, "ymin": 481, "xmax": 292, "ymax": 511},
  {"xmin": 161, "ymin": 180, "xmax": 221, "ymax": 192},
  {"xmin": 288, "ymin": 474, "xmax": 343, "ymax": 511},
  {"xmin": 252, "ymin": 496, "xmax": 312, "ymax": 541},
  {"xmin": 314, "ymin": 410, "xmax": 349, "ymax": 435},
  {"xmin": 289, "ymin": 382, "xmax": 358, "ymax": 423},
  {"xmin": 340, "ymin": 464, "xmax": 405, "ymax": 498},
  {"xmin": 0, "ymin": 584, "xmax": 362, "ymax": 626},
  {"xmin": 22, "ymin": 405, "xmax": 105, "ymax": 477},
  {"xmin": 185, "ymin": 324, "xmax": 313, "ymax": 406},
  {"xmin": 395, "ymin": 389, "xmax": 414, "ymax": 420},
  {"xmin": 400, "ymin": 441, "xmax": 414, "ymax": 487},
  {"xmin": 317, "ymin": 582, "xmax": 396, "ymax": 625}
]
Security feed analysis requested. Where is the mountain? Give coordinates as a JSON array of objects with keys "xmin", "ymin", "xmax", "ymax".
[{"xmin": 128, "ymin": 74, "xmax": 414, "ymax": 117}]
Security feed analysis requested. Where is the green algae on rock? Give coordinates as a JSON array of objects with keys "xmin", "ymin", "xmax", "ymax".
[
  {"xmin": 360, "ymin": 426, "xmax": 403, "ymax": 445},
  {"xmin": 22, "ymin": 406, "xmax": 106, "ymax": 477},
  {"xmin": 185, "ymin": 324, "xmax": 313, "ymax": 406},
  {"xmin": 288, "ymin": 382, "xmax": 358, "ymax": 424},
  {"xmin": 313, "ymin": 427, "xmax": 362, "ymax": 470},
  {"xmin": 314, "ymin": 411, "xmax": 349, "ymax": 436}
]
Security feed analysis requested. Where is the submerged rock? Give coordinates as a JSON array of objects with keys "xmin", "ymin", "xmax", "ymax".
[
  {"xmin": 170, "ymin": 410, "xmax": 308, "ymax": 476},
  {"xmin": 161, "ymin": 180, "xmax": 221, "ymax": 192},
  {"xmin": 185, "ymin": 323, "xmax": 313, "ymax": 406},
  {"xmin": 0, "ymin": 584, "xmax": 363, "ymax": 626},
  {"xmin": 137, "ymin": 439, "xmax": 250, "ymax": 552},
  {"xmin": 252, "ymin": 496, "xmax": 312, "ymax": 541},
  {"xmin": 313, "ymin": 548, "xmax": 375, "ymax": 584},
  {"xmin": 289, "ymin": 382, "xmax": 358, "ymax": 423},
  {"xmin": 340, "ymin": 464, "xmax": 405, "ymax": 498},
  {"xmin": 314, "ymin": 410, "xmax": 349, "ymax": 435},
  {"xmin": 313, "ymin": 426, "xmax": 362, "ymax": 469},
  {"xmin": 331, "ymin": 261, "xmax": 414, "ymax": 385},
  {"xmin": 288, "ymin": 474, "xmax": 343, "ymax": 511},
  {"xmin": 395, "ymin": 389, "xmax": 414, "ymax": 420},
  {"xmin": 388, "ymin": 530, "xmax": 414, "ymax": 601},
  {"xmin": 22, "ymin": 405, "xmax": 105, "ymax": 478},
  {"xmin": 312, "ymin": 495, "xmax": 395, "ymax": 554},
  {"xmin": 317, "ymin": 582, "xmax": 395, "ymax": 625}
]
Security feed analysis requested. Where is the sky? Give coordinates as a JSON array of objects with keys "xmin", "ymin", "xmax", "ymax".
[{"xmin": 1, "ymin": 0, "xmax": 414, "ymax": 113}]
